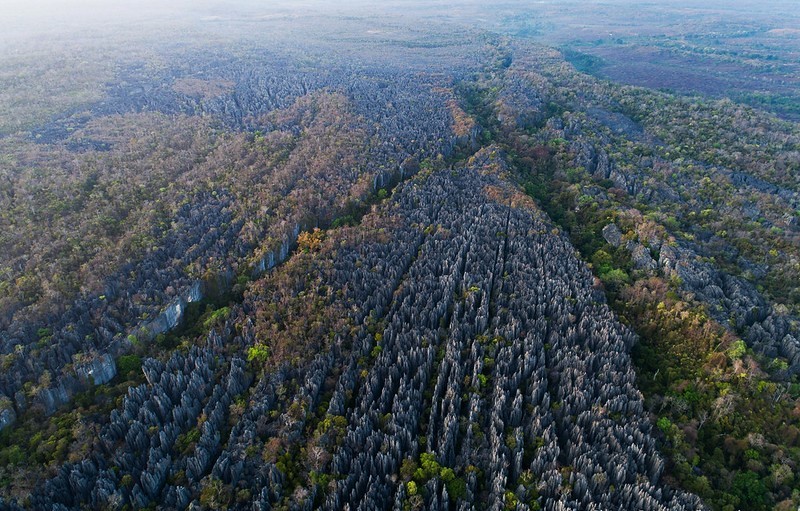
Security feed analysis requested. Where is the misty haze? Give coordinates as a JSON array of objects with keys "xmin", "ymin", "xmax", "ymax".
[{"xmin": 1, "ymin": 1, "xmax": 799, "ymax": 510}]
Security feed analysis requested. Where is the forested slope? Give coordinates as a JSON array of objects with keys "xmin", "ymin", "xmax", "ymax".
[{"xmin": 465, "ymin": 41, "xmax": 800, "ymax": 510}]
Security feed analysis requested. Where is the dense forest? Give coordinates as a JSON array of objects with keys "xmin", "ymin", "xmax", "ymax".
[{"xmin": 1, "ymin": 1, "xmax": 798, "ymax": 510}]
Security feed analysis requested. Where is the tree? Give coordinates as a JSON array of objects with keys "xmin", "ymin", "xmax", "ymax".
[
  {"xmin": 246, "ymin": 344, "xmax": 270, "ymax": 365},
  {"xmin": 307, "ymin": 444, "xmax": 331, "ymax": 471},
  {"xmin": 199, "ymin": 477, "xmax": 232, "ymax": 509},
  {"xmin": 731, "ymin": 471, "xmax": 767, "ymax": 510},
  {"xmin": 297, "ymin": 228, "xmax": 325, "ymax": 252}
]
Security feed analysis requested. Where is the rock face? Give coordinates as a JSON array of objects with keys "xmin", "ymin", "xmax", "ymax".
[
  {"xmin": 0, "ymin": 397, "xmax": 15, "ymax": 432},
  {"xmin": 602, "ymin": 223, "xmax": 623, "ymax": 247},
  {"xmin": 628, "ymin": 242, "xmax": 658, "ymax": 272},
  {"xmin": 74, "ymin": 354, "xmax": 117, "ymax": 386},
  {"xmin": 13, "ymin": 149, "xmax": 703, "ymax": 510}
]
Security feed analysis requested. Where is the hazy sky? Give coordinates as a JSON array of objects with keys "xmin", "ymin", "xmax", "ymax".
[{"xmin": 3, "ymin": 0, "xmax": 797, "ymax": 45}]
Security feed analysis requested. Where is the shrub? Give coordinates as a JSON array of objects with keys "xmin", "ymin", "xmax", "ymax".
[
  {"xmin": 727, "ymin": 340, "xmax": 747, "ymax": 360},
  {"xmin": 247, "ymin": 343, "xmax": 270, "ymax": 364},
  {"xmin": 116, "ymin": 355, "xmax": 142, "ymax": 375},
  {"xmin": 446, "ymin": 477, "xmax": 467, "ymax": 500}
]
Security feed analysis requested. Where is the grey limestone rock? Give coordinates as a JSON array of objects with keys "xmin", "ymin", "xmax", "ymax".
[
  {"xmin": 602, "ymin": 223, "xmax": 623, "ymax": 248},
  {"xmin": 0, "ymin": 397, "xmax": 16, "ymax": 432}
]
